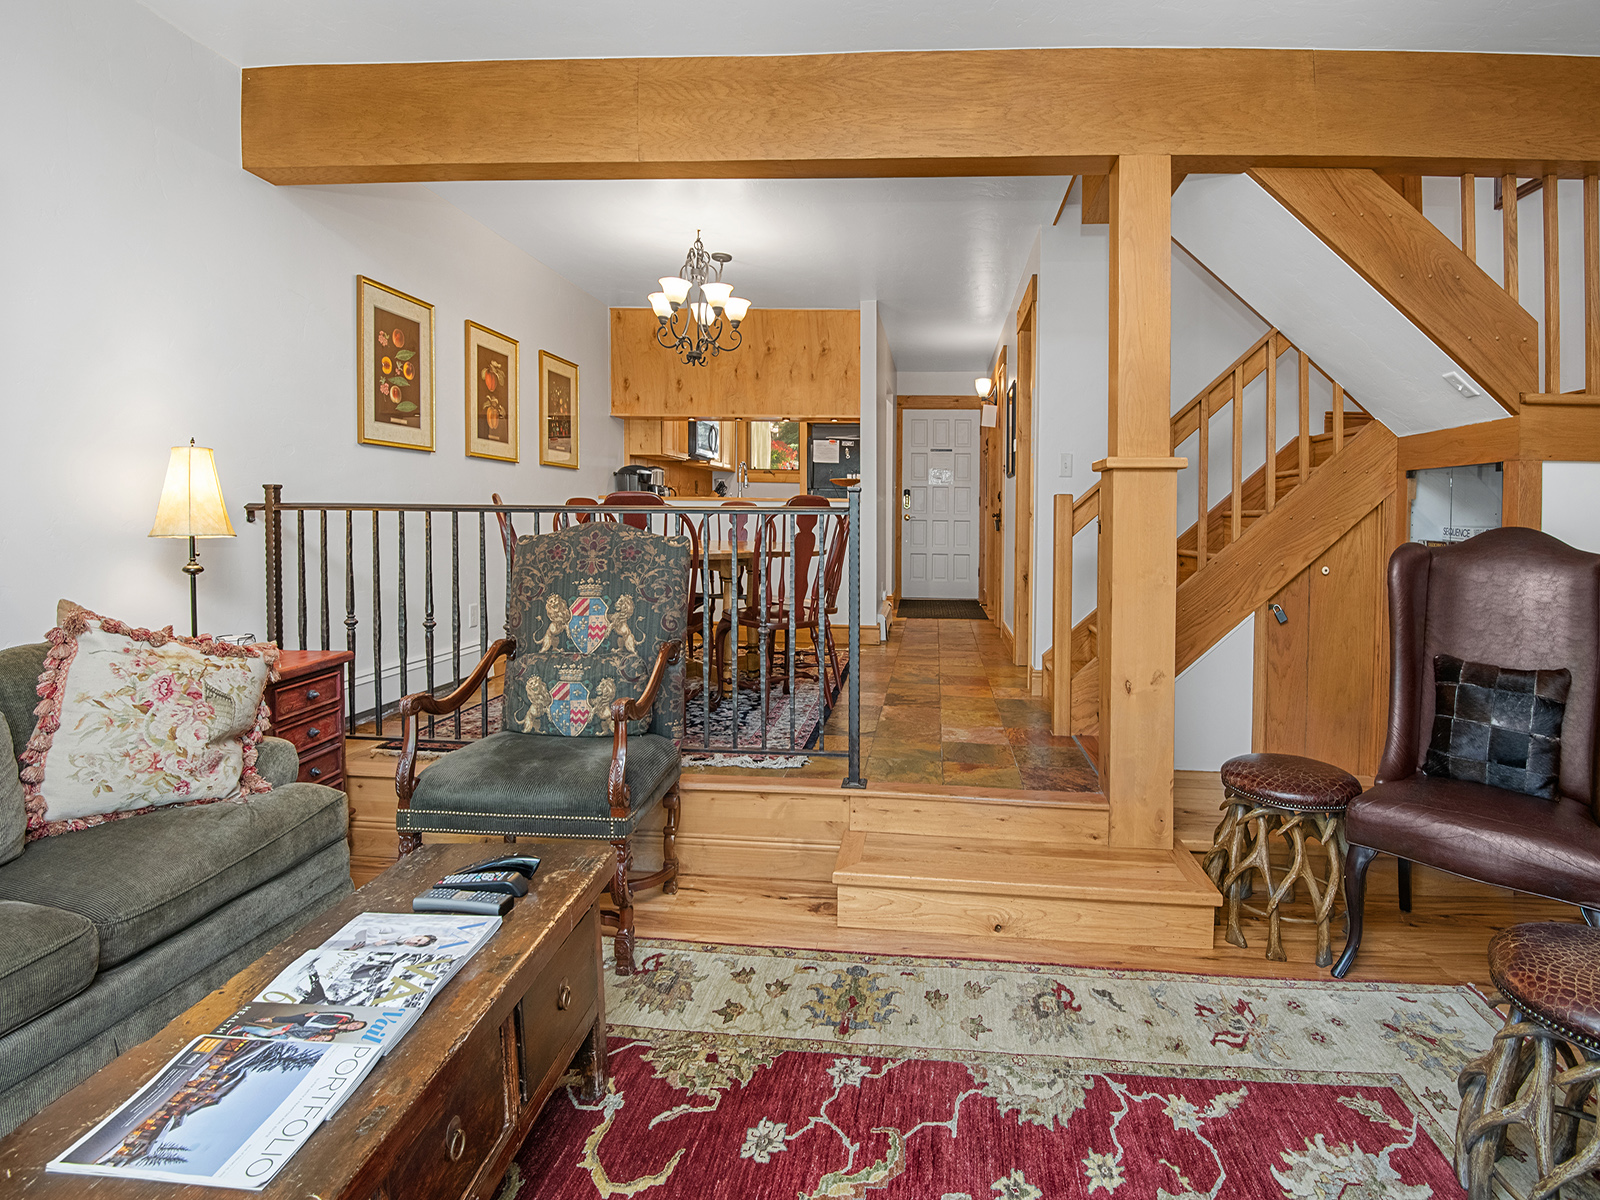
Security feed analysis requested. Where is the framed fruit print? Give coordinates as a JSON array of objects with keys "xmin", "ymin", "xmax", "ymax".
[
  {"xmin": 357, "ymin": 276, "xmax": 435, "ymax": 451},
  {"xmin": 538, "ymin": 350, "xmax": 579, "ymax": 469},
  {"xmin": 464, "ymin": 320, "xmax": 518, "ymax": 462}
]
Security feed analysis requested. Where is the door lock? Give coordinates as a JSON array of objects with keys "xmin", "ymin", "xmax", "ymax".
[{"xmin": 1270, "ymin": 603, "xmax": 1288, "ymax": 625}]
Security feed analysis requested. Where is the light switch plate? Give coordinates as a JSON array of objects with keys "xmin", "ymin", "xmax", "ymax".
[{"xmin": 1059, "ymin": 453, "xmax": 1073, "ymax": 478}]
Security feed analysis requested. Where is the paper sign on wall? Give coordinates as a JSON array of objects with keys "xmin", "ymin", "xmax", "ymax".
[
  {"xmin": 929, "ymin": 468, "xmax": 953, "ymax": 486},
  {"xmin": 812, "ymin": 439, "xmax": 841, "ymax": 463}
]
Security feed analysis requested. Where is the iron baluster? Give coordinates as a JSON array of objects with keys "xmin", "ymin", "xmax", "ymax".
[
  {"xmin": 344, "ymin": 510, "xmax": 357, "ymax": 732},
  {"xmin": 452, "ymin": 512, "xmax": 462, "ymax": 741},
  {"xmin": 262, "ymin": 484, "xmax": 282, "ymax": 647},
  {"xmin": 397, "ymin": 510, "xmax": 408, "ymax": 711},
  {"xmin": 478, "ymin": 513, "xmax": 489, "ymax": 723},
  {"xmin": 845, "ymin": 487, "xmax": 864, "ymax": 787},
  {"xmin": 371, "ymin": 510, "xmax": 383, "ymax": 737},
  {"xmin": 424, "ymin": 512, "xmax": 436, "ymax": 740},
  {"xmin": 296, "ymin": 509, "xmax": 307, "ymax": 650},
  {"xmin": 319, "ymin": 510, "xmax": 330, "ymax": 651},
  {"xmin": 788, "ymin": 512, "xmax": 798, "ymax": 749},
  {"xmin": 701, "ymin": 513, "xmax": 712, "ymax": 749}
]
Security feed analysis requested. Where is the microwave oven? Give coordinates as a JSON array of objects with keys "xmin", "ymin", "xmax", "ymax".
[{"xmin": 687, "ymin": 419, "xmax": 719, "ymax": 461}]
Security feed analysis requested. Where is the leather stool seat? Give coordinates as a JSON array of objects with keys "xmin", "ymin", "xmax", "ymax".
[
  {"xmin": 1220, "ymin": 753, "xmax": 1362, "ymax": 813},
  {"xmin": 1488, "ymin": 922, "xmax": 1600, "ymax": 1053}
]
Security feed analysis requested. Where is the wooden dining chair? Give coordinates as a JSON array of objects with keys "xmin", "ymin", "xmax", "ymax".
[{"xmin": 602, "ymin": 491, "xmax": 667, "ymax": 531}]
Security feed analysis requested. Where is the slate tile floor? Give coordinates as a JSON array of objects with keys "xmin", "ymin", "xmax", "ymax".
[{"xmin": 683, "ymin": 617, "xmax": 1100, "ymax": 792}]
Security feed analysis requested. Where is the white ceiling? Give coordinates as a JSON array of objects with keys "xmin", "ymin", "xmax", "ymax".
[
  {"xmin": 138, "ymin": 0, "xmax": 1600, "ymax": 66},
  {"xmin": 428, "ymin": 176, "xmax": 1063, "ymax": 373}
]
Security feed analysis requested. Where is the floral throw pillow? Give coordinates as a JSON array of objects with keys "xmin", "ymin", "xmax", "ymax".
[{"xmin": 19, "ymin": 603, "xmax": 279, "ymax": 841}]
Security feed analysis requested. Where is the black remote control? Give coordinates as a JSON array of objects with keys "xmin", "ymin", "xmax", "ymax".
[
  {"xmin": 413, "ymin": 888, "xmax": 512, "ymax": 916},
  {"xmin": 460, "ymin": 855, "xmax": 541, "ymax": 879},
  {"xmin": 436, "ymin": 871, "xmax": 529, "ymax": 897}
]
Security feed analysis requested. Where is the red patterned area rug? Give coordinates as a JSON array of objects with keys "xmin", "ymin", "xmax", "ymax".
[{"xmin": 510, "ymin": 940, "xmax": 1522, "ymax": 1200}]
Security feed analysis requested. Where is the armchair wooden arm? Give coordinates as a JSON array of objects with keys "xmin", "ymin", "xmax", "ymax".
[
  {"xmin": 396, "ymin": 638, "xmax": 516, "ymax": 807},
  {"xmin": 607, "ymin": 640, "xmax": 683, "ymax": 818}
]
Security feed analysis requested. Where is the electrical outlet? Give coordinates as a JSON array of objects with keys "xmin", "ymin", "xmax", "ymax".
[
  {"xmin": 1059, "ymin": 453, "xmax": 1073, "ymax": 478},
  {"xmin": 467, "ymin": 603, "xmax": 480, "ymax": 629},
  {"xmin": 1442, "ymin": 371, "xmax": 1481, "ymax": 398}
]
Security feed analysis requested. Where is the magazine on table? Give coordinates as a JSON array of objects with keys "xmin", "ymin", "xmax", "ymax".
[
  {"xmin": 47, "ymin": 912, "xmax": 502, "ymax": 1190},
  {"xmin": 47, "ymin": 1034, "xmax": 379, "ymax": 1190}
]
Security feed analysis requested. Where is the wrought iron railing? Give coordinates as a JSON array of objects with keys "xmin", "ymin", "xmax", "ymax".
[{"xmin": 245, "ymin": 490, "xmax": 865, "ymax": 786}]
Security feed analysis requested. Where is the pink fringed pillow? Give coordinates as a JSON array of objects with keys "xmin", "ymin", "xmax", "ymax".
[{"xmin": 19, "ymin": 602, "xmax": 280, "ymax": 841}]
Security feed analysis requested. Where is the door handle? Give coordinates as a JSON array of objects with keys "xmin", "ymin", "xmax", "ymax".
[
  {"xmin": 992, "ymin": 513, "xmax": 1002, "ymax": 531},
  {"xmin": 903, "ymin": 513, "xmax": 911, "ymax": 521}
]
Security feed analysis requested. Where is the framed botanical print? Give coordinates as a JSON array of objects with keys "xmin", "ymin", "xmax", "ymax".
[
  {"xmin": 464, "ymin": 321, "xmax": 518, "ymax": 462},
  {"xmin": 538, "ymin": 351, "xmax": 579, "ymax": 469},
  {"xmin": 357, "ymin": 276, "xmax": 435, "ymax": 451}
]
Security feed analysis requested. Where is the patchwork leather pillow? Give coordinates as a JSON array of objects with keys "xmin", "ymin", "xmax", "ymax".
[
  {"xmin": 504, "ymin": 526, "xmax": 689, "ymax": 738},
  {"xmin": 19, "ymin": 602, "xmax": 279, "ymax": 840},
  {"xmin": 1424, "ymin": 652, "xmax": 1570, "ymax": 800}
]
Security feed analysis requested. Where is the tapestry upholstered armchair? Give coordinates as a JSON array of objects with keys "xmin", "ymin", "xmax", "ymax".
[{"xmin": 393, "ymin": 522, "xmax": 689, "ymax": 975}]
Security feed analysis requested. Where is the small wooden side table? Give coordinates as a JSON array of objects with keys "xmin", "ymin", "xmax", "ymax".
[{"xmin": 265, "ymin": 649, "xmax": 355, "ymax": 791}]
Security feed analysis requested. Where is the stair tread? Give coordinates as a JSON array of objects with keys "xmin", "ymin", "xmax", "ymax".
[{"xmin": 835, "ymin": 832, "xmax": 1219, "ymax": 902}]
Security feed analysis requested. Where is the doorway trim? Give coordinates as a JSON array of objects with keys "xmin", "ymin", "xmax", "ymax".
[
  {"xmin": 894, "ymin": 394, "xmax": 985, "ymax": 609},
  {"xmin": 1013, "ymin": 276, "xmax": 1038, "ymax": 668}
]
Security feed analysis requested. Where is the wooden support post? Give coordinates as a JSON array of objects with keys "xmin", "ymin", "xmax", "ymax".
[
  {"xmin": 1197, "ymin": 392, "xmax": 1209, "ymax": 566},
  {"xmin": 1503, "ymin": 174, "xmax": 1520, "ymax": 301},
  {"xmin": 1546, "ymin": 175, "xmax": 1561, "ymax": 395},
  {"xmin": 1298, "ymin": 351, "xmax": 1311, "ymax": 483},
  {"xmin": 1504, "ymin": 459, "xmax": 1543, "ymax": 530},
  {"xmin": 1588, "ymin": 175, "xmax": 1600, "ymax": 395},
  {"xmin": 1052, "ymin": 493, "xmax": 1072, "ymax": 735},
  {"xmin": 1265, "ymin": 334, "xmax": 1278, "ymax": 512},
  {"xmin": 1099, "ymin": 153, "xmax": 1181, "ymax": 852},
  {"xmin": 1231, "ymin": 364, "xmax": 1244, "ymax": 542},
  {"xmin": 1461, "ymin": 174, "xmax": 1477, "ymax": 262},
  {"xmin": 1333, "ymin": 383, "xmax": 1345, "ymax": 453}
]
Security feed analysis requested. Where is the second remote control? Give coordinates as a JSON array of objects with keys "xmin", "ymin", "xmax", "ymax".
[{"xmin": 437, "ymin": 871, "xmax": 529, "ymax": 896}]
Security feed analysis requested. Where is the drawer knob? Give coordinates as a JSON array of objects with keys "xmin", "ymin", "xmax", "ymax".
[
  {"xmin": 557, "ymin": 980, "xmax": 572, "ymax": 1011},
  {"xmin": 307, "ymin": 688, "xmax": 321, "ymax": 700},
  {"xmin": 308, "ymin": 727, "xmax": 322, "ymax": 739},
  {"xmin": 446, "ymin": 1114, "xmax": 465, "ymax": 1162},
  {"xmin": 309, "ymin": 766, "xmax": 322, "ymax": 778}
]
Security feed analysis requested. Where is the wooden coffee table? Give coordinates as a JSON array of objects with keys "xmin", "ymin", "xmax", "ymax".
[{"xmin": 0, "ymin": 841, "xmax": 614, "ymax": 1200}]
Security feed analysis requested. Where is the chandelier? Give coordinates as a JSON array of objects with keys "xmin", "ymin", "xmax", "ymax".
[{"xmin": 647, "ymin": 231, "xmax": 751, "ymax": 366}]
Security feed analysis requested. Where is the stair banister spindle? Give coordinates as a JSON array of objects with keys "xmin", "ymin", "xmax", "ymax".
[
  {"xmin": 1461, "ymin": 174, "xmax": 1477, "ymax": 263},
  {"xmin": 1298, "ymin": 351, "xmax": 1311, "ymax": 483},
  {"xmin": 1503, "ymin": 173, "xmax": 1520, "ymax": 301},
  {"xmin": 1197, "ymin": 387, "xmax": 1209, "ymax": 567},
  {"xmin": 1545, "ymin": 174, "xmax": 1561, "ymax": 395},
  {"xmin": 1264, "ymin": 334, "xmax": 1278, "ymax": 513},
  {"xmin": 1333, "ymin": 383, "xmax": 1345, "ymax": 454},
  {"xmin": 1231, "ymin": 364, "xmax": 1243, "ymax": 542}
]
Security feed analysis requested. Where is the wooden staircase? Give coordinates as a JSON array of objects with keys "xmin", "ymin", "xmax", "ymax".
[{"xmin": 1061, "ymin": 330, "xmax": 1393, "ymax": 736}]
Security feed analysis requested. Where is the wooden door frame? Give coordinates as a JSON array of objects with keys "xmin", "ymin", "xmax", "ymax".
[
  {"xmin": 1013, "ymin": 276, "xmax": 1038, "ymax": 667},
  {"xmin": 987, "ymin": 348, "xmax": 1007, "ymax": 628},
  {"xmin": 894, "ymin": 395, "xmax": 986, "ymax": 607}
]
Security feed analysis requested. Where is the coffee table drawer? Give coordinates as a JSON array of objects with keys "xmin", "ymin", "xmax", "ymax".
[
  {"xmin": 374, "ymin": 1018, "xmax": 509, "ymax": 1200},
  {"xmin": 520, "ymin": 908, "xmax": 599, "ymax": 1095}
]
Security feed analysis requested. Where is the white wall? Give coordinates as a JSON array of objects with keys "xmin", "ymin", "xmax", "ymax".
[
  {"xmin": 874, "ymin": 312, "xmax": 897, "ymax": 614},
  {"xmin": 1173, "ymin": 616, "xmax": 1255, "ymax": 770},
  {"xmin": 1, "ymin": 0, "xmax": 620, "ymax": 671},
  {"xmin": 1542, "ymin": 462, "xmax": 1600, "ymax": 552},
  {"xmin": 897, "ymin": 371, "xmax": 976, "ymax": 397}
]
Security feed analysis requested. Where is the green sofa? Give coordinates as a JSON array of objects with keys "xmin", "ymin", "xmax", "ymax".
[{"xmin": 0, "ymin": 642, "xmax": 352, "ymax": 1136}]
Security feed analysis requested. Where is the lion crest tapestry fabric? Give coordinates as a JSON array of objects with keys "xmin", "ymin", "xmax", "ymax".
[{"xmin": 506, "ymin": 525, "xmax": 688, "ymax": 739}]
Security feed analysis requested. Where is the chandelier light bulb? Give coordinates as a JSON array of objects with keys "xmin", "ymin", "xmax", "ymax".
[
  {"xmin": 701, "ymin": 282, "xmax": 733, "ymax": 308},
  {"xmin": 975, "ymin": 376, "xmax": 994, "ymax": 398},
  {"xmin": 648, "ymin": 292, "xmax": 673, "ymax": 319},
  {"xmin": 723, "ymin": 297, "xmax": 751, "ymax": 323},
  {"xmin": 692, "ymin": 301, "xmax": 717, "ymax": 327},
  {"xmin": 659, "ymin": 277, "xmax": 691, "ymax": 305}
]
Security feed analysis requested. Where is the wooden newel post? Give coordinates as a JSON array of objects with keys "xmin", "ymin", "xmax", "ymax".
[
  {"xmin": 1097, "ymin": 154, "xmax": 1185, "ymax": 851},
  {"xmin": 1051, "ymin": 493, "xmax": 1073, "ymax": 735}
]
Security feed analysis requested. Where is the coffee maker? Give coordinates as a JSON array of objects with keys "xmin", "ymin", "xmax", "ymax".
[{"xmin": 614, "ymin": 464, "xmax": 666, "ymax": 495}]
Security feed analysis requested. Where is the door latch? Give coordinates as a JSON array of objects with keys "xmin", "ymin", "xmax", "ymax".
[
  {"xmin": 1270, "ymin": 603, "xmax": 1288, "ymax": 625},
  {"xmin": 992, "ymin": 512, "xmax": 1002, "ymax": 531}
]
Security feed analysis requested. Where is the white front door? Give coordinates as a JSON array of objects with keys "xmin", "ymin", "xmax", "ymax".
[{"xmin": 900, "ymin": 409, "xmax": 978, "ymax": 599}]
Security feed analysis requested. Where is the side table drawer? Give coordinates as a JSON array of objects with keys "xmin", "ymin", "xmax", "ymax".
[
  {"xmin": 276, "ymin": 708, "xmax": 344, "ymax": 756},
  {"xmin": 296, "ymin": 740, "xmax": 342, "ymax": 787},
  {"xmin": 519, "ymin": 908, "xmax": 600, "ymax": 1099},
  {"xmin": 373, "ymin": 1018, "xmax": 509, "ymax": 1200},
  {"xmin": 272, "ymin": 666, "xmax": 345, "ymax": 722}
]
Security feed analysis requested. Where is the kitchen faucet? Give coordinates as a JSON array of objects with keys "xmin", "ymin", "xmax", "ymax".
[{"xmin": 736, "ymin": 460, "xmax": 749, "ymax": 496}]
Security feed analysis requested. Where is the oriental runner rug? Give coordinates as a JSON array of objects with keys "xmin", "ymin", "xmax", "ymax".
[{"xmin": 511, "ymin": 940, "xmax": 1552, "ymax": 1200}]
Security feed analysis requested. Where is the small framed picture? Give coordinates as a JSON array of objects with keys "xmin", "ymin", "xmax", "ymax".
[
  {"xmin": 539, "ymin": 351, "xmax": 579, "ymax": 469},
  {"xmin": 357, "ymin": 276, "xmax": 435, "ymax": 452},
  {"xmin": 464, "ymin": 321, "xmax": 518, "ymax": 462}
]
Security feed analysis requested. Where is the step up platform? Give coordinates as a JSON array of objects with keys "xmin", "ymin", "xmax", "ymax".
[{"xmin": 833, "ymin": 830, "xmax": 1221, "ymax": 950}]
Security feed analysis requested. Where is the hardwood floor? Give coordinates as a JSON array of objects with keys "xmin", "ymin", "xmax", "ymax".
[{"xmin": 627, "ymin": 852, "xmax": 1570, "ymax": 988}]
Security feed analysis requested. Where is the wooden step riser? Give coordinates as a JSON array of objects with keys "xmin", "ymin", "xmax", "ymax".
[
  {"xmin": 849, "ymin": 795, "xmax": 1109, "ymax": 845},
  {"xmin": 835, "ymin": 885, "xmax": 1217, "ymax": 949}
]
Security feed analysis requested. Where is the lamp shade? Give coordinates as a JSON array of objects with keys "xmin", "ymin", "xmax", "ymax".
[
  {"xmin": 149, "ymin": 442, "xmax": 235, "ymax": 539},
  {"xmin": 974, "ymin": 376, "xmax": 994, "ymax": 398},
  {"xmin": 722, "ymin": 297, "xmax": 751, "ymax": 322}
]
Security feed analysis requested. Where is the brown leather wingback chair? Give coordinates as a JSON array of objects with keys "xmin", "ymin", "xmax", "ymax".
[{"xmin": 1333, "ymin": 526, "xmax": 1600, "ymax": 977}]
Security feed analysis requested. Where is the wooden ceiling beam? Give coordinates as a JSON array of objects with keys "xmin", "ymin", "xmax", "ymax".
[{"xmin": 242, "ymin": 49, "xmax": 1600, "ymax": 185}]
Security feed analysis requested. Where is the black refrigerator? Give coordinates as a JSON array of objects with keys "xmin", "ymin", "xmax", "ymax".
[{"xmin": 805, "ymin": 423, "xmax": 861, "ymax": 499}]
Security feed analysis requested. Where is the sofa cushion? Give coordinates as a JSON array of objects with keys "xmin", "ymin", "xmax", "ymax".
[
  {"xmin": 1346, "ymin": 773, "xmax": 1600, "ymax": 906},
  {"xmin": 255, "ymin": 737, "xmax": 300, "ymax": 791},
  {"xmin": 0, "ymin": 781, "xmax": 346, "ymax": 967},
  {"xmin": 0, "ymin": 901, "xmax": 97, "ymax": 1037},
  {"xmin": 0, "ymin": 716, "xmax": 24, "ymax": 868},
  {"xmin": 0, "ymin": 643, "xmax": 48, "ymax": 768},
  {"xmin": 401, "ymin": 729, "xmax": 679, "ymax": 840}
]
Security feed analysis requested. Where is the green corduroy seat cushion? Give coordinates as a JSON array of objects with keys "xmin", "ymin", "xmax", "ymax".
[
  {"xmin": 401, "ymin": 730, "xmax": 680, "ymax": 840},
  {"xmin": 0, "ymin": 644, "xmax": 48, "ymax": 767},
  {"xmin": 0, "ymin": 901, "xmax": 97, "ymax": 1037}
]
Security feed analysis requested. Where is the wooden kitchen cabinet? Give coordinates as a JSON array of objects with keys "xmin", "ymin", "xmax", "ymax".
[{"xmin": 623, "ymin": 418, "xmax": 689, "ymax": 461}]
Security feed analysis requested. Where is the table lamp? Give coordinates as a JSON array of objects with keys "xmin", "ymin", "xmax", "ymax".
[{"xmin": 149, "ymin": 439, "xmax": 235, "ymax": 637}]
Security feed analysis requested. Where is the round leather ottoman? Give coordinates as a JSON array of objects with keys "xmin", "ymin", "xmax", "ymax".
[
  {"xmin": 1203, "ymin": 753, "xmax": 1362, "ymax": 966},
  {"xmin": 1457, "ymin": 922, "xmax": 1600, "ymax": 1200}
]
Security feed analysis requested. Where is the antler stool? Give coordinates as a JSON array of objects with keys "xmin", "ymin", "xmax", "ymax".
[
  {"xmin": 1204, "ymin": 753, "xmax": 1361, "ymax": 966},
  {"xmin": 1457, "ymin": 923, "xmax": 1600, "ymax": 1200}
]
